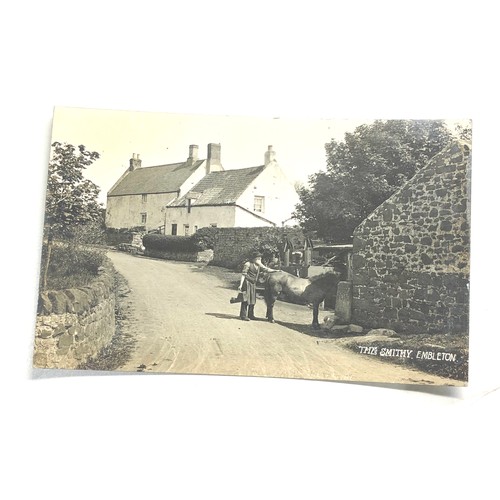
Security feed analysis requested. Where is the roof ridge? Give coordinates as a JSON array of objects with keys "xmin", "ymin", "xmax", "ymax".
[{"xmin": 142, "ymin": 159, "xmax": 205, "ymax": 169}]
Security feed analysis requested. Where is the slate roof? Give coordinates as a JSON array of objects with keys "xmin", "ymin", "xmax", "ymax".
[
  {"xmin": 169, "ymin": 165, "xmax": 266, "ymax": 207},
  {"xmin": 108, "ymin": 160, "xmax": 205, "ymax": 196}
]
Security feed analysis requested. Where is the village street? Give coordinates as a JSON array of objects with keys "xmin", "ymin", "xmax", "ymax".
[{"xmin": 108, "ymin": 251, "xmax": 460, "ymax": 385}]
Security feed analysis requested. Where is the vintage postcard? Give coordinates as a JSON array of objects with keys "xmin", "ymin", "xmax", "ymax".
[{"xmin": 33, "ymin": 108, "xmax": 471, "ymax": 386}]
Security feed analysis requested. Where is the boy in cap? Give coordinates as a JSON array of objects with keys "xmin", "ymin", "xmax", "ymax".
[{"xmin": 238, "ymin": 251, "xmax": 276, "ymax": 321}]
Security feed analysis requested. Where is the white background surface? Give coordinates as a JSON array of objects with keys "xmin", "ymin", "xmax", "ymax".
[{"xmin": 2, "ymin": 1, "xmax": 498, "ymax": 499}]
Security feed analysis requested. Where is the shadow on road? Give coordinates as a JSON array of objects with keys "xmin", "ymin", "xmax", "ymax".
[
  {"xmin": 205, "ymin": 312, "xmax": 241, "ymax": 321},
  {"xmin": 274, "ymin": 319, "xmax": 362, "ymax": 340}
]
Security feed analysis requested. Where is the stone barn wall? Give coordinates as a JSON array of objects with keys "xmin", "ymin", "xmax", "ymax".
[
  {"xmin": 33, "ymin": 260, "xmax": 116, "ymax": 369},
  {"xmin": 351, "ymin": 140, "xmax": 470, "ymax": 334}
]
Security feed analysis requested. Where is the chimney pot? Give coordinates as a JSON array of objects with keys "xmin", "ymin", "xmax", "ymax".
[
  {"xmin": 129, "ymin": 153, "xmax": 142, "ymax": 171},
  {"xmin": 206, "ymin": 143, "xmax": 222, "ymax": 173},
  {"xmin": 265, "ymin": 145, "xmax": 276, "ymax": 166},
  {"xmin": 187, "ymin": 144, "xmax": 199, "ymax": 165}
]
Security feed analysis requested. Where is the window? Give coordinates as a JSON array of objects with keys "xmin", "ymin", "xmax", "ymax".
[
  {"xmin": 254, "ymin": 195, "xmax": 265, "ymax": 213},
  {"xmin": 142, "ymin": 194, "xmax": 147, "ymax": 203},
  {"xmin": 171, "ymin": 223, "xmax": 177, "ymax": 235},
  {"xmin": 141, "ymin": 213, "xmax": 147, "ymax": 224},
  {"xmin": 184, "ymin": 224, "xmax": 190, "ymax": 236},
  {"xmin": 187, "ymin": 198, "xmax": 192, "ymax": 213},
  {"xmin": 194, "ymin": 225, "xmax": 198, "ymax": 233},
  {"xmin": 210, "ymin": 223, "xmax": 218, "ymax": 228}
]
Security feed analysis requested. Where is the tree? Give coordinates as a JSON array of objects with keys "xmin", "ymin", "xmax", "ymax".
[
  {"xmin": 294, "ymin": 120, "xmax": 453, "ymax": 242},
  {"xmin": 41, "ymin": 142, "xmax": 103, "ymax": 290}
]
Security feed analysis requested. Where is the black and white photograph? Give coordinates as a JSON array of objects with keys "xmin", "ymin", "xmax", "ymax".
[
  {"xmin": 5, "ymin": 3, "xmax": 500, "ymax": 499},
  {"xmin": 33, "ymin": 108, "xmax": 471, "ymax": 386}
]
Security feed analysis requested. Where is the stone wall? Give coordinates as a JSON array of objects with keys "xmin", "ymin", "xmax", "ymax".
[
  {"xmin": 351, "ymin": 140, "xmax": 471, "ymax": 334},
  {"xmin": 207, "ymin": 226, "xmax": 304, "ymax": 269},
  {"xmin": 106, "ymin": 230, "xmax": 144, "ymax": 247},
  {"xmin": 144, "ymin": 248, "xmax": 214, "ymax": 263},
  {"xmin": 33, "ymin": 260, "xmax": 116, "ymax": 369}
]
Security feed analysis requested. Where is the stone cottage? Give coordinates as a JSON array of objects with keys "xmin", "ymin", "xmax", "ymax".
[
  {"xmin": 350, "ymin": 139, "xmax": 470, "ymax": 334},
  {"xmin": 163, "ymin": 146, "xmax": 299, "ymax": 234},
  {"xmin": 106, "ymin": 144, "xmax": 299, "ymax": 233},
  {"xmin": 106, "ymin": 144, "xmax": 223, "ymax": 231}
]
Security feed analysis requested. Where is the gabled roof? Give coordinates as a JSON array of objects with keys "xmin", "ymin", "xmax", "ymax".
[
  {"xmin": 169, "ymin": 165, "xmax": 266, "ymax": 206},
  {"xmin": 108, "ymin": 160, "xmax": 205, "ymax": 196}
]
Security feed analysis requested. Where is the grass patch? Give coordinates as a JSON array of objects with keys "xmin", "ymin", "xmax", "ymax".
[{"xmin": 40, "ymin": 242, "xmax": 106, "ymax": 290}]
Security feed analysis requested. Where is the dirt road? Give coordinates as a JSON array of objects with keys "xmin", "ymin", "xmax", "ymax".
[{"xmin": 108, "ymin": 252, "xmax": 461, "ymax": 385}]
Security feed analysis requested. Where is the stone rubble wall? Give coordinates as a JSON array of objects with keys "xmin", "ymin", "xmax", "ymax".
[
  {"xmin": 33, "ymin": 260, "xmax": 116, "ymax": 369},
  {"xmin": 351, "ymin": 140, "xmax": 471, "ymax": 334}
]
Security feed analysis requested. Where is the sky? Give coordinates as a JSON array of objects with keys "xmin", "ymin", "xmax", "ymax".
[
  {"xmin": 50, "ymin": 107, "xmax": 370, "ymax": 205},
  {"xmin": 50, "ymin": 108, "xmax": 469, "ymax": 206}
]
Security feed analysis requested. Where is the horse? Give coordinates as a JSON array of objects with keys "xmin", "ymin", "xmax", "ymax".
[{"xmin": 263, "ymin": 270, "xmax": 341, "ymax": 329}]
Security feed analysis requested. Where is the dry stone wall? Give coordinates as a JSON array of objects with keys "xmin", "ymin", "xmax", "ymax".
[
  {"xmin": 351, "ymin": 140, "xmax": 470, "ymax": 334},
  {"xmin": 33, "ymin": 260, "xmax": 116, "ymax": 369}
]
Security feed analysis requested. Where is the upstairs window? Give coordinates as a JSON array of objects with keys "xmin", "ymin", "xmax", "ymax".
[
  {"xmin": 254, "ymin": 196, "xmax": 265, "ymax": 213},
  {"xmin": 142, "ymin": 194, "xmax": 147, "ymax": 203}
]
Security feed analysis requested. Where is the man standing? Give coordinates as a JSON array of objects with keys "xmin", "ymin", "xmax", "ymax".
[{"xmin": 238, "ymin": 251, "xmax": 275, "ymax": 321}]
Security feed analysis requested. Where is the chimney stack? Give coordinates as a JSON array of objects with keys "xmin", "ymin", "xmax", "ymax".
[
  {"xmin": 187, "ymin": 144, "xmax": 199, "ymax": 165},
  {"xmin": 129, "ymin": 153, "xmax": 142, "ymax": 171},
  {"xmin": 206, "ymin": 143, "xmax": 223, "ymax": 173},
  {"xmin": 265, "ymin": 145, "xmax": 276, "ymax": 166}
]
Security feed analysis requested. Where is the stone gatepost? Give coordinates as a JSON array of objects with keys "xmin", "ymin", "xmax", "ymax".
[{"xmin": 335, "ymin": 281, "xmax": 352, "ymax": 324}]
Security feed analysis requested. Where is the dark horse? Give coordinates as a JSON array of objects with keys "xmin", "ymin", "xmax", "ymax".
[{"xmin": 263, "ymin": 270, "xmax": 341, "ymax": 329}]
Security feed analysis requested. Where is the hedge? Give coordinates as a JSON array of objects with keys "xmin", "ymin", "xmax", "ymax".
[{"xmin": 142, "ymin": 229, "xmax": 216, "ymax": 253}]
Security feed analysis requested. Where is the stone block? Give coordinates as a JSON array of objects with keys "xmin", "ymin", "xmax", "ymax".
[
  {"xmin": 329, "ymin": 325, "xmax": 349, "ymax": 332},
  {"xmin": 405, "ymin": 244, "xmax": 417, "ymax": 253},
  {"xmin": 37, "ymin": 325, "xmax": 53, "ymax": 339},
  {"xmin": 33, "ymin": 352, "xmax": 48, "ymax": 368},
  {"xmin": 64, "ymin": 288, "xmax": 91, "ymax": 314},
  {"xmin": 440, "ymin": 220, "xmax": 452, "ymax": 231},
  {"xmin": 47, "ymin": 291, "xmax": 70, "ymax": 314},
  {"xmin": 347, "ymin": 324, "xmax": 364, "ymax": 334},
  {"xmin": 421, "ymin": 254, "xmax": 432, "ymax": 266},
  {"xmin": 53, "ymin": 324, "xmax": 66, "ymax": 336},
  {"xmin": 366, "ymin": 328, "xmax": 397, "ymax": 337},
  {"xmin": 58, "ymin": 334, "xmax": 74, "ymax": 349},
  {"xmin": 323, "ymin": 314, "xmax": 337, "ymax": 328},
  {"xmin": 56, "ymin": 346, "xmax": 70, "ymax": 357},
  {"xmin": 335, "ymin": 281, "xmax": 352, "ymax": 324}
]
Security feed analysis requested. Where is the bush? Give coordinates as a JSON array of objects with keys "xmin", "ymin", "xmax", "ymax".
[
  {"xmin": 72, "ymin": 220, "xmax": 106, "ymax": 246},
  {"xmin": 143, "ymin": 229, "xmax": 217, "ymax": 253},
  {"xmin": 142, "ymin": 234, "xmax": 200, "ymax": 253},
  {"xmin": 191, "ymin": 227, "xmax": 216, "ymax": 250},
  {"xmin": 41, "ymin": 243, "xmax": 106, "ymax": 290}
]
